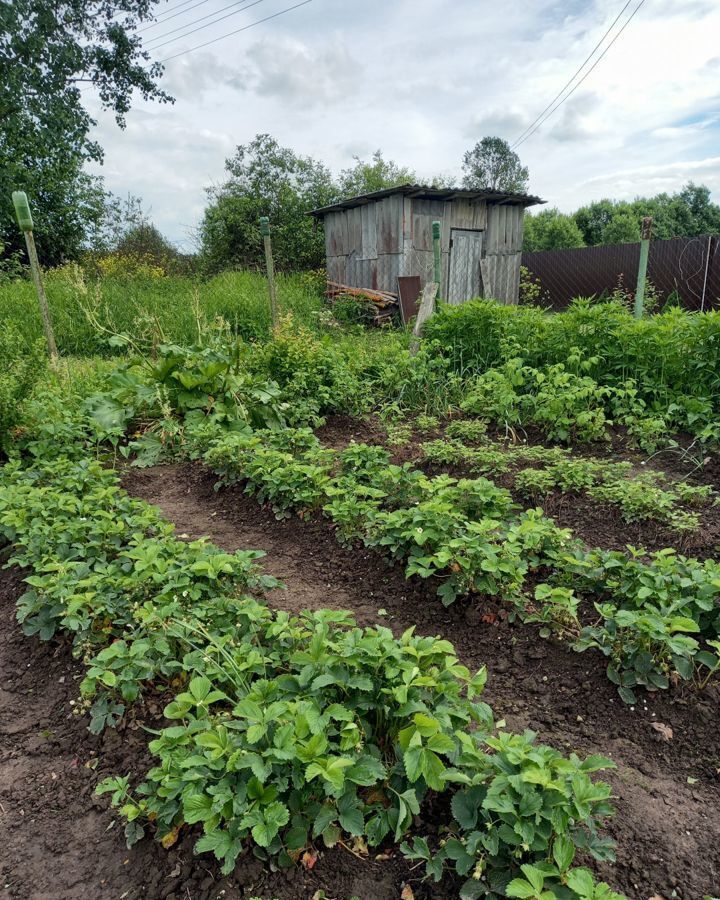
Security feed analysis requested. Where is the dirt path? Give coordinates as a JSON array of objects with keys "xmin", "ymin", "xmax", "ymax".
[{"xmin": 123, "ymin": 462, "xmax": 720, "ymax": 900}]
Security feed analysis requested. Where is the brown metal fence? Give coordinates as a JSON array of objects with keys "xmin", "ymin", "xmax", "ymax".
[{"xmin": 521, "ymin": 235, "xmax": 720, "ymax": 311}]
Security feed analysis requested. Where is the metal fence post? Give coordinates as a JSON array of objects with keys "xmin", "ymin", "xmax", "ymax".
[
  {"xmin": 259, "ymin": 216, "xmax": 278, "ymax": 328},
  {"xmin": 12, "ymin": 191, "xmax": 59, "ymax": 364},
  {"xmin": 634, "ymin": 216, "xmax": 652, "ymax": 319},
  {"xmin": 700, "ymin": 234, "xmax": 712, "ymax": 312}
]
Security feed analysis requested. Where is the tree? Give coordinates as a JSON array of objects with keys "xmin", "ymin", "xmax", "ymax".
[
  {"xmin": 0, "ymin": 0, "xmax": 171, "ymax": 265},
  {"xmin": 574, "ymin": 184, "xmax": 720, "ymax": 247},
  {"xmin": 574, "ymin": 199, "xmax": 620, "ymax": 247},
  {"xmin": 200, "ymin": 134, "xmax": 337, "ymax": 273},
  {"xmin": 338, "ymin": 150, "xmax": 416, "ymax": 198},
  {"xmin": 661, "ymin": 183, "xmax": 720, "ymax": 238},
  {"xmin": 601, "ymin": 212, "xmax": 641, "ymax": 245},
  {"xmin": 523, "ymin": 209, "xmax": 584, "ymax": 252},
  {"xmin": 461, "ymin": 137, "xmax": 529, "ymax": 193}
]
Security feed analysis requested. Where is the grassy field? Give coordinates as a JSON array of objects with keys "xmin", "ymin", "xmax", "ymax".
[{"xmin": 0, "ymin": 267, "xmax": 323, "ymax": 355}]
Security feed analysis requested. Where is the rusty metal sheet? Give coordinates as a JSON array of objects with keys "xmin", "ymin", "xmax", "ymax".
[{"xmin": 397, "ymin": 275, "xmax": 422, "ymax": 324}]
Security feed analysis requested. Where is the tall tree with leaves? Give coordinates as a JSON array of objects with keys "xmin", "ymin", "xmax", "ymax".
[
  {"xmin": 200, "ymin": 134, "xmax": 337, "ymax": 273},
  {"xmin": 461, "ymin": 137, "xmax": 530, "ymax": 193},
  {"xmin": 0, "ymin": 0, "xmax": 172, "ymax": 265}
]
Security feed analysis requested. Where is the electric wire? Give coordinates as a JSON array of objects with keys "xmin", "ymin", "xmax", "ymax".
[
  {"xmin": 158, "ymin": 0, "xmax": 313, "ymax": 62},
  {"xmin": 138, "ymin": 0, "xmax": 211, "ymax": 33},
  {"xmin": 145, "ymin": 0, "xmax": 268, "ymax": 51},
  {"xmin": 513, "ymin": 0, "xmax": 647, "ymax": 149},
  {"xmin": 511, "ymin": 0, "xmax": 634, "ymax": 148}
]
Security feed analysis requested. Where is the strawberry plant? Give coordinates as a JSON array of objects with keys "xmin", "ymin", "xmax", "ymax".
[
  {"xmin": 574, "ymin": 603, "xmax": 706, "ymax": 703},
  {"xmin": 402, "ymin": 731, "xmax": 618, "ymax": 899}
]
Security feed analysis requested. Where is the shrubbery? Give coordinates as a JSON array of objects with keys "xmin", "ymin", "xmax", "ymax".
[{"xmin": 423, "ymin": 298, "xmax": 720, "ymax": 438}]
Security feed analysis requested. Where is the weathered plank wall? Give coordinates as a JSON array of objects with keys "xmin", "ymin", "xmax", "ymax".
[
  {"xmin": 322, "ymin": 196, "xmax": 525, "ymax": 303},
  {"xmin": 483, "ymin": 204, "xmax": 524, "ymax": 304}
]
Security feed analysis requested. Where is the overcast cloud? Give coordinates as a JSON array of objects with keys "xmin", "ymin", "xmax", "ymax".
[{"xmin": 85, "ymin": 0, "xmax": 720, "ymax": 248}]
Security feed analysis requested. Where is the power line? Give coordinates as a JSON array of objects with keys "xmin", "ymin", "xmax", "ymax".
[
  {"xmin": 138, "ymin": 0, "xmax": 210, "ymax": 33},
  {"xmin": 513, "ymin": 0, "xmax": 647, "ymax": 149},
  {"xmin": 159, "ymin": 0, "xmax": 313, "ymax": 62},
  {"xmin": 511, "ymin": 0, "xmax": 634, "ymax": 148},
  {"xmin": 145, "ymin": 0, "xmax": 267, "ymax": 51}
]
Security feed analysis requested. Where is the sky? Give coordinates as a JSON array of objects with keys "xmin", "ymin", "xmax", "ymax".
[{"xmin": 85, "ymin": 0, "xmax": 720, "ymax": 249}]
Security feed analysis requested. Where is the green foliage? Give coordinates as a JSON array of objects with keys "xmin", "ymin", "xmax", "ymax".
[
  {"xmin": 422, "ymin": 298, "xmax": 720, "ymax": 440},
  {"xmin": 247, "ymin": 316, "xmax": 369, "ymax": 422},
  {"xmin": 461, "ymin": 137, "xmax": 529, "ymax": 193},
  {"xmin": 513, "ymin": 454, "xmax": 714, "ymax": 532},
  {"xmin": 338, "ymin": 150, "xmax": 416, "ymax": 198},
  {"xmin": 100, "ymin": 338, "xmax": 285, "ymax": 429},
  {"xmin": 445, "ymin": 418, "xmax": 488, "ymax": 443},
  {"xmin": 549, "ymin": 545, "xmax": 720, "ymax": 702},
  {"xmin": 573, "ymin": 183, "xmax": 720, "ymax": 247},
  {"xmin": 402, "ymin": 731, "xmax": 617, "ymax": 898},
  {"xmin": 0, "ymin": 437, "xmax": 621, "ymax": 892},
  {"xmin": 0, "ymin": 322, "xmax": 47, "ymax": 452},
  {"xmin": 1, "ymin": 0, "xmax": 171, "ymax": 265},
  {"xmin": 202, "ymin": 424, "xmax": 574, "ymax": 607},
  {"xmin": 200, "ymin": 134, "xmax": 336, "ymax": 273},
  {"xmin": 0, "ymin": 268, "xmax": 324, "ymax": 354},
  {"xmin": 575, "ymin": 603, "xmax": 703, "ymax": 704},
  {"xmin": 600, "ymin": 213, "xmax": 641, "ymax": 246},
  {"xmin": 461, "ymin": 360, "xmax": 611, "ymax": 443},
  {"xmin": 205, "ymin": 429, "xmax": 333, "ymax": 519},
  {"xmin": 523, "ymin": 209, "xmax": 585, "ymax": 252}
]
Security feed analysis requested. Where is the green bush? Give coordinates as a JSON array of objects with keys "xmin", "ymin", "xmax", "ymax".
[{"xmin": 423, "ymin": 298, "xmax": 720, "ymax": 434}]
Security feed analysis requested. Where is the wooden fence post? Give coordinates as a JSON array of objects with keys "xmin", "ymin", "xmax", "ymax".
[
  {"xmin": 12, "ymin": 191, "xmax": 59, "ymax": 364},
  {"xmin": 259, "ymin": 216, "xmax": 278, "ymax": 328},
  {"xmin": 634, "ymin": 216, "xmax": 652, "ymax": 319}
]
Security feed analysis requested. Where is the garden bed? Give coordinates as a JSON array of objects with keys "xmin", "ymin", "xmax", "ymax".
[
  {"xmin": 2, "ymin": 455, "xmax": 718, "ymax": 898},
  {"xmin": 315, "ymin": 414, "xmax": 720, "ymax": 558},
  {"xmin": 120, "ymin": 460, "xmax": 720, "ymax": 899}
]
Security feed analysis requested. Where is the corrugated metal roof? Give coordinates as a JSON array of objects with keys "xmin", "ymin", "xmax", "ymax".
[{"xmin": 308, "ymin": 184, "xmax": 544, "ymax": 217}]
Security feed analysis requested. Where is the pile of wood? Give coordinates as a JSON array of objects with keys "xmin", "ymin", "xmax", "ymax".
[{"xmin": 326, "ymin": 280, "xmax": 398, "ymax": 313}]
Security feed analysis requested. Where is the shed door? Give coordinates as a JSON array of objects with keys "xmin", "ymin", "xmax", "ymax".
[{"xmin": 448, "ymin": 229, "xmax": 484, "ymax": 305}]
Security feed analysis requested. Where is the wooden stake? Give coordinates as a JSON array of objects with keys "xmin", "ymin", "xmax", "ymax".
[
  {"xmin": 12, "ymin": 191, "xmax": 58, "ymax": 364},
  {"xmin": 409, "ymin": 281, "xmax": 438, "ymax": 356},
  {"xmin": 259, "ymin": 216, "xmax": 278, "ymax": 328}
]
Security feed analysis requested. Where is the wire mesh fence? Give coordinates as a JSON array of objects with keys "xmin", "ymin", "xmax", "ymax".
[{"xmin": 522, "ymin": 234, "xmax": 720, "ymax": 311}]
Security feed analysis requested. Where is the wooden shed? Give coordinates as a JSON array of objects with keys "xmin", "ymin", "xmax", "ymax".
[{"xmin": 309, "ymin": 185, "xmax": 543, "ymax": 305}]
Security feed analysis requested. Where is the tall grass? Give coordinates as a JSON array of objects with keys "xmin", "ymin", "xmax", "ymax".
[{"xmin": 0, "ymin": 267, "xmax": 323, "ymax": 356}]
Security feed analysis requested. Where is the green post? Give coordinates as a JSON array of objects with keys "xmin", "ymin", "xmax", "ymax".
[
  {"xmin": 12, "ymin": 191, "xmax": 58, "ymax": 364},
  {"xmin": 634, "ymin": 216, "xmax": 652, "ymax": 319},
  {"xmin": 259, "ymin": 216, "xmax": 278, "ymax": 328},
  {"xmin": 432, "ymin": 221, "xmax": 442, "ymax": 296}
]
